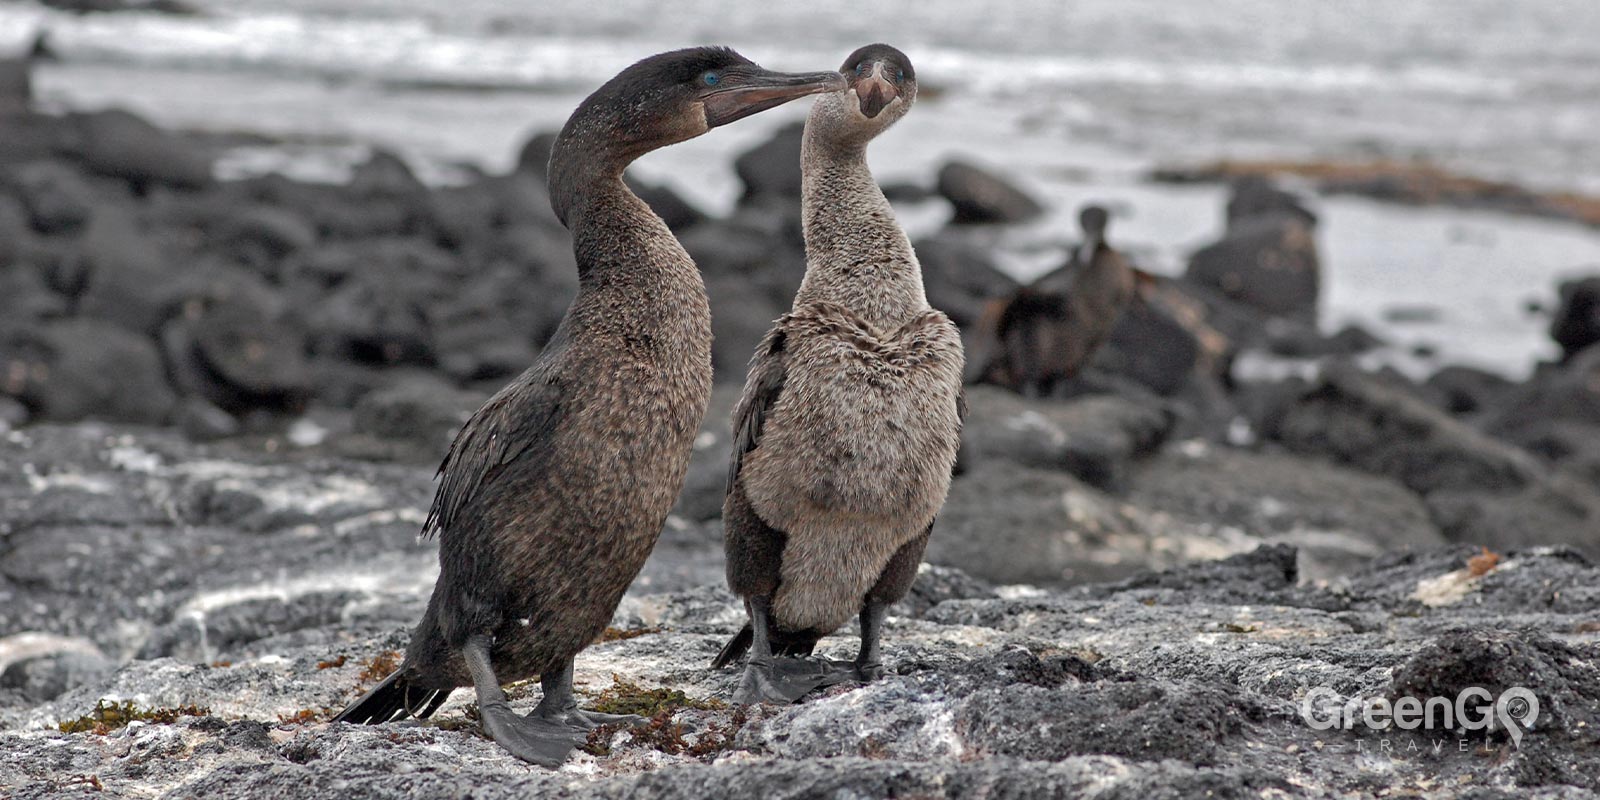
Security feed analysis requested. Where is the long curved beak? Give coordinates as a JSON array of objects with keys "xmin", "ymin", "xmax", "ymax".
[{"xmin": 703, "ymin": 69, "xmax": 846, "ymax": 128}]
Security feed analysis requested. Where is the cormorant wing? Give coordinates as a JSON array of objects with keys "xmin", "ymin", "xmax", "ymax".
[
  {"xmin": 421, "ymin": 370, "xmax": 564, "ymax": 542},
  {"xmin": 726, "ymin": 327, "xmax": 788, "ymax": 493}
]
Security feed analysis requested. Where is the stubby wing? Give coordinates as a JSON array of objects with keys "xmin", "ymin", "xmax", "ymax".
[
  {"xmin": 421, "ymin": 371, "xmax": 565, "ymax": 543},
  {"xmin": 726, "ymin": 326, "xmax": 788, "ymax": 493}
]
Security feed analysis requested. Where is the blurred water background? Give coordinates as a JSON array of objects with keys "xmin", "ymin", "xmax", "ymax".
[{"xmin": 4, "ymin": 0, "xmax": 1599, "ymax": 375}]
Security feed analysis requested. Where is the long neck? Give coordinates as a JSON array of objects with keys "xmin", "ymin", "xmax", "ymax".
[
  {"xmin": 794, "ymin": 119, "xmax": 928, "ymax": 328},
  {"xmin": 549, "ymin": 139, "xmax": 709, "ymax": 344}
]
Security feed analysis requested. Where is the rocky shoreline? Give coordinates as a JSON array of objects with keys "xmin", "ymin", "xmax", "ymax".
[
  {"xmin": 3, "ymin": 422, "xmax": 1599, "ymax": 799},
  {"xmin": 3, "ymin": 69, "xmax": 1600, "ymax": 797}
]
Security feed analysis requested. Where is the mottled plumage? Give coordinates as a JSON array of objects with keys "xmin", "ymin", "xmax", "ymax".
[
  {"xmin": 334, "ymin": 47, "xmax": 844, "ymax": 765},
  {"xmin": 716, "ymin": 46, "xmax": 965, "ymax": 699}
]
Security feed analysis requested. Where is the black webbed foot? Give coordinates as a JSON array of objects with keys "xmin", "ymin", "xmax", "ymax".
[
  {"xmin": 476, "ymin": 700, "xmax": 584, "ymax": 768},
  {"xmin": 733, "ymin": 656, "xmax": 856, "ymax": 705}
]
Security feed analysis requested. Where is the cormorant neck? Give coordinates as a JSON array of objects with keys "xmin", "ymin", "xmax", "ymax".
[
  {"xmin": 794, "ymin": 119, "xmax": 927, "ymax": 329},
  {"xmin": 545, "ymin": 135, "xmax": 699, "ymax": 303},
  {"xmin": 547, "ymin": 136, "xmax": 630, "ymax": 230}
]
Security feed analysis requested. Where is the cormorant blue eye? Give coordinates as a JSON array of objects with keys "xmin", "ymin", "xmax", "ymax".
[
  {"xmin": 855, "ymin": 63, "xmax": 867, "ymax": 76},
  {"xmin": 703, "ymin": 72, "xmax": 719, "ymax": 86},
  {"xmin": 895, "ymin": 69, "xmax": 905, "ymax": 83}
]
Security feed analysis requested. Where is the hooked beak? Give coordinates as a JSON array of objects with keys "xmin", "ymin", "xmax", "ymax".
[
  {"xmin": 702, "ymin": 68, "xmax": 847, "ymax": 128},
  {"xmin": 856, "ymin": 62, "xmax": 897, "ymax": 119}
]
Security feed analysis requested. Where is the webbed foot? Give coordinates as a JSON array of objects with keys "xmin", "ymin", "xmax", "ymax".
[
  {"xmin": 477, "ymin": 700, "xmax": 584, "ymax": 768},
  {"xmin": 734, "ymin": 657, "xmax": 851, "ymax": 705}
]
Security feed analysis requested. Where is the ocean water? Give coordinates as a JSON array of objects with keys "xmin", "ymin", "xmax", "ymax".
[{"xmin": 3, "ymin": 0, "xmax": 1599, "ymax": 375}]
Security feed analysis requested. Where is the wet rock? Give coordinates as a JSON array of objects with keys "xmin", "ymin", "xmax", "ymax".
[
  {"xmin": 930, "ymin": 459, "xmax": 1141, "ymax": 586},
  {"xmin": 1504, "ymin": 419, "xmax": 1600, "ymax": 490},
  {"xmin": 140, "ymin": 591, "xmax": 363, "ymax": 662},
  {"xmin": 0, "ymin": 53, "xmax": 29, "ymax": 115},
  {"xmin": 0, "ymin": 650, "xmax": 108, "ymax": 704},
  {"xmin": 0, "ymin": 318, "xmax": 176, "ymax": 424},
  {"xmin": 344, "ymin": 149, "xmax": 433, "ymax": 236},
  {"xmin": 426, "ymin": 272, "xmax": 541, "ymax": 382},
  {"xmin": 293, "ymin": 237, "xmax": 467, "ymax": 366},
  {"xmin": 895, "ymin": 563, "xmax": 997, "ymax": 618},
  {"xmin": 1266, "ymin": 322, "xmax": 1384, "ymax": 359},
  {"xmin": 76, "ymin": 210, "xmax": 184, "ymax": 336},
  {"xmin": 1185, "ymin": 214, "xmax": 1320, "ymax": 322},
  {"xmin": 1425, "ymin": 364, "xmax": 1514, "ymax": 415},
  {"xmin": 1128, "ymin": 446, "xmax": 1446, "ymax": 581},
  {"xmin": 0, "ymin": 258, "xmax": 69, "ymax": 326},
  {"xmin": 351, "ymin": 373, "xmax": 485, "ymax": 452},
  {"xmin": 0, "ymin": 194, "xmax": 24, "ymax": 262},
  {"xmin": 1485, "ymin": 346, "xmax": 1600, "ymax": 436},
  {"xmin": 160, "ymin": 266, "xmax": 310, "ymax": 414},
  {"xmin": 679, "ymin": 215, "xmax": 784, "ymax": 281},
  {"xmin": 11, "ymin": 161, "xmax": 97, "ymax": 235},
  {"xmin": 210, "ymin": 204, "xmax": 317, "ymax": 271},
  {"xmin": 0, "ymin": 395, "xmax": 27, "ymax": 430},
  {"xmin": 172, "ymin": 396, "xmax": 241, "ymax": 441},
  {"xmin": 66, "ymin": 108, "xmax": 214, "ymax": 191},
  {"xmin": 1089, "ymin": 292, "xmax": 1208, "ymax": 396},
  {"xmin": 733, "ymin": 121, "xmax": 804, "ymax": 200},
  {"xmin": 935, "ymin": 160, "xmax": 1044, "ymax": 225},
  {"xmin": 1268, "ymin": 363, "xmax": 1537, "ymax": 495},
  {"xmin": 0, "ymin": 647, "xmax": 115, "ymax": 703},
  {"xmin": 0, "ymin": 109, "xmax": 71, "ymax": 167},
  {"xmin": 913, "ymin": 233, "xmax": 1020, "ymax": 327},
  {"xmin": 1549, "ymin": 274, "xmax": 1600, "ymax": 361},
  {"xmin": 881, "ymin": 181, "xmax": 935, "ymax": 203},
  {"xmin": 1224, "ymin": 175, "xmax": 1317, "ymax": 229},
  {"xmin": 672, "ymin": 386, "xmax": 739, "ymax": 523},
  {"xmin": 626, "ymin": 175, "xmax": 706, "ymax": 231},
  {"xmin": 958, "ymin": 386, "xmax": 1173, "ymax": 490},
  {"xmin": 349, "ymin": 149, "xmax": 423, "ymax": 199},
  {"xmin": 1426, "ymin": 474, "xmax": 1600, "ymax": 556},
  {"xmin": 705, "ymin": 274, "xmax": 782, "ymax": 381},
  {"xmin": 1062, "ymin": 541, "xmax": 1306, "ymax": 606}
]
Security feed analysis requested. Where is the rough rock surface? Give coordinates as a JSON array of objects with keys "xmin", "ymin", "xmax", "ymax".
[
  {"xmin": 959, "ymin": 385, "xmax": 1174, "ymax": 491},
  {"xmin": 1266, "ymin": 363, "xmax": 1600, "ymax": 556},
  {"xmin": 5, "ymin": 425, "xmax": 1597, "ymax": 799}
]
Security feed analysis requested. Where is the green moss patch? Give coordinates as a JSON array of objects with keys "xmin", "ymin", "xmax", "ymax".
[
  {"xmin": 58, "ymin": 700, "xmax": 211, "ymax": 735},
  {"xmin": 583, "ymin": 676, "xmax": 724, "ymax": 717}
]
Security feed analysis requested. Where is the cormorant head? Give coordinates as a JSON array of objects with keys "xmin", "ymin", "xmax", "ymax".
[
  {"xmin": 805, "ymin": 44, "xmax": 916, "ymax": 148},
  {"xmin": 554, "ymin": 47, "xmax": 845, "ymax": 168},
  {"xmin": 1079, "ymin": 205, "xmax": 1109, "ymax": 240},
  {"xmin": 842, "ymin": 44, "xmax": 916, "ymax": 122}
]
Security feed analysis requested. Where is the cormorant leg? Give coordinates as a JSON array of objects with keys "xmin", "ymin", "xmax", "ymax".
[
  {"xmin": 734, "ymin": 596, "xmax": 829, "ymax": 705},
  {"xmin": 532, "ymin": 659, "xmax": 644, "ymax": 730},
  {"xmin": 855, "ymin": 601, "xmax": 888, "ymax": 681},
  {"xmin": 462, "ymin": 635, "xmax": 581, "ymax": 767}
]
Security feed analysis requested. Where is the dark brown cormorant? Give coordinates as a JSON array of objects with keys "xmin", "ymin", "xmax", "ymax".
[
  {"xmin": 977, "ymin": 205, "xmax": 1137, "ymax": 396},
  {"xmin": 711, "ymin": 44, "xmax": 966, "ymax": 704},
  {"xmin": 333, "ymin": 48, "xmax": 844, "ymax": 766}
]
